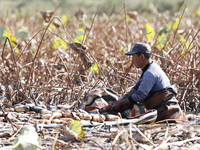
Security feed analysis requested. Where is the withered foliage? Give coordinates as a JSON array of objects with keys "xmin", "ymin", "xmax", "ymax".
[{"xmin": 0, "ymin": 4, "xmax": 199, "ymax": 149}]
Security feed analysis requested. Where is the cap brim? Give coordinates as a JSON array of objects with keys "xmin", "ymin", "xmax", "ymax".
[{"xmin": 125, "ymin": 50, "xmax": 137, "ymax": 55}]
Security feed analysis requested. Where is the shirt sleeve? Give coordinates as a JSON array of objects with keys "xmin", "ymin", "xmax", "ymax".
[{"xmin": 131, "ymin": 71, "xmax": 157, "ymax": 102}]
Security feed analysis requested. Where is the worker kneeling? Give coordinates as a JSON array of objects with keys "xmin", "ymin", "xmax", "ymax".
[{"xmin": 101, "ymin": 42, "xmax": 187, "ymax": 123}]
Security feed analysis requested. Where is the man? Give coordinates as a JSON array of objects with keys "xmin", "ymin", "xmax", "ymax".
[{"xmin": 105, "ymin": 42, "xmax": 187, "ymax": 123}]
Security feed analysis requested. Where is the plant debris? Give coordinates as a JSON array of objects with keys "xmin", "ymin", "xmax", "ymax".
[{"xmin": 0, "ymin": 2, "xmax": 200, "ymax": 150}]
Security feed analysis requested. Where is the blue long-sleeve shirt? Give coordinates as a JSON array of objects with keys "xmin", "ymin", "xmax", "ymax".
[{"xmin": 131, "ymin": 62, "xmax": 172, "ymax": 102}]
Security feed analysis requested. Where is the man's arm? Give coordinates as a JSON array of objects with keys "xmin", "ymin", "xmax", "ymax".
[
  {"xmin": 106, "ymin": 98, "xmax": 133, "ymax": 113},
  {"xmin": 105, "ymin": 72, "xmax": 155, "ymax": 113},
  {"xmin": 119, "ymin": 87, "xmax": 136, "ymax": 100},
  {"xmin": 100, "ymin": 87, "xmax": 136, "ymax": 113}
]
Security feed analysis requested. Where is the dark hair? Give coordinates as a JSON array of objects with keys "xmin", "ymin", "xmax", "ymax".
[{"xmin": 136, "ymin": 52, "xmax": 151, "ymax": 59}]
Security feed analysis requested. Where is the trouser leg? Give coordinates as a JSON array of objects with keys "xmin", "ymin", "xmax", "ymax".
[{"xmin": 156, "ymin": 103, "xmax": 187, "ymax": 123}]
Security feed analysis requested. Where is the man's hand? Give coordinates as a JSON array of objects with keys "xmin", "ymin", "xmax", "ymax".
[{"xmin": 100, "ymin": 98, "xmax": 132, "ymax": 114}]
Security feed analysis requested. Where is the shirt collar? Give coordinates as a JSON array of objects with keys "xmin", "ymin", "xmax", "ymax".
[{"xmin": 142, "ymin": 61, "xmax": 153, "ymax": 72}]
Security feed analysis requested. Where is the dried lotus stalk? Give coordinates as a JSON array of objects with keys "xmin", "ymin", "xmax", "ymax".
[
  {"xmin": 52, "ymin": 111, "xmax": 62, "ymax": 119},
  {"xmin": 57, "ymin": 104, "xmax": 71, "ymax": 110},
  {"xmin": 0, "ymin": 133, "xmax": 12, "ymax": 138},
  {"xmin": 4, "ymin": 107, "xmax": 14, "ymax": 112},
  {"xmin": 78, "ymin": 109, "xmax": 89, "ymax": 114},
  {"xmin": 26, "ymin": 111, "xmax": 36, "ymax": 115},
  {"xmin": 62, "ymin": 110, "xmax": 73, "ymax": 118},
  {"xmin": 30, "ymin": 106, "xmax": 45, "ymax": 113},
  {"xmin": 40, "ymin": 109, "xmax": 52, "ymax": 114},
  {"xmin": 77, "ymin": 112, "xmax": 92, "ymax": 120},
  {"xmin": 14, "ymin": 105, "xmax": 30, "ymax": 112},
  {"xmin": 91, "ymin": 114, "xmax": 106, "ymax": 122},
  {"xmin": 48, "ymin": 111, "xmax": 63, "ymax": 124},
  {"xmin": 0, "ymin": 111, "xmax": 3, "ymax": 116},
  {"xmin": 71, "ymin": 112, "xmax": 80, "ymax": 121},
  {"xmin": 60, "ymin": 118, "xmax": 72, "ymax": 122},
  {"xmin": 6, "ymin": 112, "xmax": 20, "ymax": 122},
  {"xmin": 106, "ymin": 114, "xmax": 120, "ymax": 121},
  {"xmin": 41, "ymin": 113, "xmax": 52, "ymax": 119},
  {"xmin": 44, "ymin": 120, "xmax": 51, "ymax": 124},
  {"xmin": 57, "ymin": 101, "xmax": 78, "ymax": 110},
  {"xmin": 52, "ymin": 119, "xmax": 65, "ymax": 124}
]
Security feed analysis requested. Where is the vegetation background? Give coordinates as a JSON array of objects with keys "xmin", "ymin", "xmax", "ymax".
[
  {"xmin": 0, "ymin": 0, "xmax": 200, "ymax": 149},
  {"xmin": 0, "ymin": 0, "xmax": 199, "ymax": 14}
]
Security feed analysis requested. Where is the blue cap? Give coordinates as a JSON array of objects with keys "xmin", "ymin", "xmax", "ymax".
[{"xmin": 125, "ymin": 42, "xmax": 151, "ymax": 55}]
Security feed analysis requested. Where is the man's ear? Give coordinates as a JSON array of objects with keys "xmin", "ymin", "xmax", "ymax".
[{"xmin": 141, "ymin": 54, "xmax": 145, "ymax": 60}]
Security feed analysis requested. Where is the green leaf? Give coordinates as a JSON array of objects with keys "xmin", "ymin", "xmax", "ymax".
[
  {"xmin": 179, "ymin": 35, "xmax": 189, "ymax": 55},
  {"xmin": 2, "ymin": 28, "xmax": 11, "ymax": 37},
  {"xmin": 0, "ymin": 26, "xmax": 12, "ymax": 44},
  {"xmin": 10, "ymin": 36, "xmax": 16, "ymax": 42},
  {"xmin": 169, "ymin": 18, "xmax": 180, "ymax": 30},
  {"xmin": 49, "ymin": 24, "xmax": 56, "ymax": 31},
  {"xmin": 13, "ymin": 126, "xmax": 40, "ymax": 150},
  {"xmin": 74, "ymin": 28, "xmax": 85, "ymax": 44},
  {"xmin": 14, "ymin": 49, "xmax": 19, "ymax": 55},
  {"xmin": 69, "ymin": 120, "xmax": 85, "ymax": 138},
  {"xmin": 196, "ymin": 9, "xmax": 200, "ymax": 16},
  {"xmin": 60, "ymin": 40, "xmax": 67, "ymax": 49},
  {"xmin": 145, "ymin": 23, "xmax": 155, "ymax": 43},
  {"xmin": 53, "ymin": 38, "xmax": 67, "ymax": 49},
  {"xmin": 61, "ymin": 15, "xmax": 68, "ymax": 24},
  {"xmin": 158, "ymin": 25, "xmax": 168, "ymax": 35},
  {"xmin": 92, "ymin": 63, "xmax": 98, "ymax": 72},
  {"xmin": 17, "ymin": 28, "xmax": 29, "ymax": 40},
  {"xmin": 53, "ymin": 38, "xmax": 59, "ymax": 49},
  {"xmin": 11, "ymin": 36, "xmax": 16, "ymax": 47},
  {"xmin": 124, "ymin": 16, "xmax": 131, "ymax": 22},
  {"xmin": 89, "ymin": 63, "xmax": 98, "ymax": 74},
  {"xmin": 156, "ymin": 33, "xmax": 167, "ymax": 50},
  {"xmin": 196, "ymin": 5, "xmax": 200, "ymax": 16}
]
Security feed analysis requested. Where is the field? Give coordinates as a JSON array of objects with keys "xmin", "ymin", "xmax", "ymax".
[{"xmin": 0, "ymin": 0, "xmax": 200, "ymax": 149}]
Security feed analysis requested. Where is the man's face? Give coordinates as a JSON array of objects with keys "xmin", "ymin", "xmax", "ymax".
[{"xmin": 131, "ymin": 53, "xmax": 144, "ymax": 68}]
